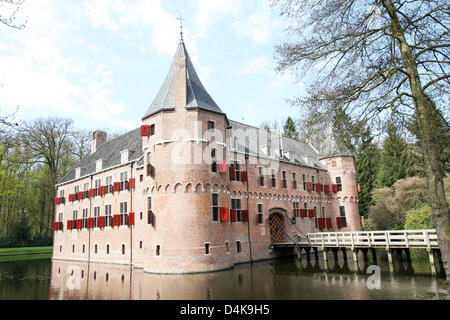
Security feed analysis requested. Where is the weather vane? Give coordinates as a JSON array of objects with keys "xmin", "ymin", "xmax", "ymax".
[{"xmin": 177, "ymin": 10, "xmax": 185, "ymax": 40}]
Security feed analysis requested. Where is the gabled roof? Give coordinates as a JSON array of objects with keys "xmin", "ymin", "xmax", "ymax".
[
  {"xmin": 57, "ymin": 128, "xmax": 143, "ymax": 185},
  {"xmin": 142, "ymin": 39, "xmax": 224, "ymax": 120}
]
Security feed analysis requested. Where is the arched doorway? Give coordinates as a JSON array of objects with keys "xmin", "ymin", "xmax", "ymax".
[{"xmin": 269, "ymin": 213, "xmax": 284, "ymax": 243}]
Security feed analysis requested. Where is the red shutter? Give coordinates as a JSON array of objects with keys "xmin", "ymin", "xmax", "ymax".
[
  {"xmin": 77, "ymin": 192, "xmax": 84, "ymax": 200},
  {"xmin": 336, "ymin": 217, "xmax": 342, "ymax": 229},
  {"xmin": 230, "ymin": 209, "xmax": 237, "ymax": 222},
  {"xmin": 99, "ymin": 186, "xmax": 105, "ymax": 195},
  {"xmin": 98, "ymin": 216, "xmax": 105, "ymax": 228},
  {"xmin": 113, "ymin": 214, "xmax": 120, "ymax": 227},
  {"xmin": 76, "ymin": 219, "xmax": 82, "ymax": 229},
  {"xmin": 129, "ymin": 178, "xmax": 135, "ymax": 189},
  {"xmin": 52, "ymin": 222, "xmax": 58, "ymax": 231},
  {"xmin": 324, "ymin": 184, "xmax": 330, "ymax": 193},
  {"xmin": 229, "ymin": 167, "xmax": 235, "ymax": 180},
  {"xmin": 69, "ymin": 194, "xmax": 74, "ymax": 202},
  {"xmin": 332, "ymin": 184, "xmax": 338, "ymax": 193},
  {"xmin": 141, "ymin": 125, "xmax": 150, "ymax": 136},
  {"xmin": 67, "ymin": 220, "xmax": 72, "ymax": 230},
  {"xmin": 326, "ymin": 217, "xmax": 332, "ymax": 229},
  {"xmin": 308, "ymin": 209, "xmax": 315, "ymax": 218},
  {"xmin": 318, "ymin": 218, "xmax": 325, "ymax": 230},
  {"xmin": 89, "ymin": 189, "xmax": 95, "ymax": 198},
  {"xmin": 218, "ymin": 160, "xmax": 227, "ymax": 173},
  {"xmin": 113, "ymin": 182, "xmax": 120, "ymax": 192},
  {"xmin": 59, "ymin": 222, "xmax": 64, "ymax": 231},
  {"xmin": 220, "ymin": 207, "xmax": 229, "ymax": 222},
  {"xmin": 242, "ymin": 210, "xmax": 249, "ymax": 222},
  {"xmin": 316, "ymin": 183, "xmax": 323, "ymax": 192},
  {"xmin": 241, "ymin": 171, "xmax": 248, "ymax": 182},
  {"xmin": 300, "ymin": 209, "xmax": 307, "ymax": 218},
  {"xmin": 54, "ymin": 198, "xmax": 59, "ymax": 205},
  {"xmin": 306, "ymin": 182, "xmax": 313, "ymax": 192},
  {"xmin": 87, "ymin": 218, "xmax": 93, "ymax": 229},
  {"xmin": 129, "ymin": 212, "xmax": 135, "ymax": 226}
]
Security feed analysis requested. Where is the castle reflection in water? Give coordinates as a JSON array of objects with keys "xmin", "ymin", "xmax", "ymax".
[{"xmin": 48, "ymin": 250, "xmax": 443, "ymax": 300}]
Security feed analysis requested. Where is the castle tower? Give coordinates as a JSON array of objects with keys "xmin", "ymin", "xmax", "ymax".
[
  {"xmin": 138, "ymin": 37, "xmax": 233, "ymax": 273},
  {"xmin": 318, "ymin": 126, "xmax": 361, "ymax": 231}
]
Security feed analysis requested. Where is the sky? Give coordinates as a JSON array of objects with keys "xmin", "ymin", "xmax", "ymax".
[{"xmin": 0, "ymin": 0, "xmax": 304, "ymax": 134}]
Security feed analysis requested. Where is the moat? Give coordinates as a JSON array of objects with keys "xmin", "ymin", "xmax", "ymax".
[{"xmin": 0, "ymin": 248, "xmax": 447, "ymax": 300}]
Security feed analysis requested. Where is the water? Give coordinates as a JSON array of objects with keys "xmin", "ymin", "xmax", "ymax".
[{"xmin": 0, "ymin": 249, "xmax": 447, "ymax": 300}]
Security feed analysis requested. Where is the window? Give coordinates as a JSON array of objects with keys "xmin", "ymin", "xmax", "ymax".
[
  {"xmin": 72, "ymin": 244, "xmax": 75, "ymax": 253},
  {"xmin": 314, "ymin": 206, "xmax": 318, "ymax": 228},
  {"xmin": 122, "ymin": 244, "xmax": 125, "ymax": 255},
  {"xmin": 236, "ymin": 241, "xmax": 241, "ymax": 253},
  {"xmin": 311, "ymin": 175, "xmax": 315, "ymax": 191},
  {"xmin": 336, "ymin": 177, "xmax": 342, "ymax": 191},
  {"xmin": 282, "ymin": 171, "xmax": 287, "ymax": 188},
  {"xmin": 212, "ymin": 193, "xmax": 219, "ymax": 221},
  {"xmin": 271, "ymin": 169, "xmax": 276, "ymax": 187},
  {"xmin": 226, "ymin": 241, "xmax": 229, "ymax": 253},
  {"xmin": 82, "ymin": 208, "xmax": 88, "ymax": 228},
  {"xmin": 140, "ymin": 241, "xmax": 143, "ymax": 249},
  {"xmin": 58, "ymin": 212, "xmax": 63, "ymax": 221},
  {"xmin": 82, "ymin": 244, "xmax": 85, "ymax": 254},
  {"xmin": 105, "ymin": 176, "xmax": 112, "ymax": 186},
  {"xmin": 140, "ymin": 174, "xmax": 143, "ymax": 182},
  {"xmin": 120, "ymin": 202, "xmax": 128, "ymax": 226},
  {"xmin": 105, "ymin": 205, "xmax": 112, "ymax": 227},
  {"xmin": 120, "ymin": 172, "xmax": 128, "ymax": 190},
  {"xmin": 95, "ymin": 244, "xmax": 98, "ymax": 254},
  {"xmin": 231, "ymin": 198, "xmax": 242, "ymax": 221},
  {"xmin": 156, "ymin": 245, "xmax": 160, "ymax": 256},
  {"xmin": 257, "ymin": 204, "xmax": 263, "ymax": 224},
  {"xmin": 292, "ymin": 173, "xmax": 297, "ymax": 189},
  {"xmin": 293, "ymin": 202, "xmax": 300, "ymax": 217},
  {"xmin": 150, "ymin": 124, "xmax": 155, "ymax": 136},
  {"xmin": 321, "ymin": 206, "xmax": 325, "ymax": 218},
  {"xmin": 231, "ymin": 160, "xmax": 241, "ymax": 181},
  {"xmin": 94, "ymin": 207, "xmax": 100, "ymax": 227},
  {"xmin": 106, "ymin": 244, "xmax": 110, "ymax": 254},
  {"xmin": 211, "ymin": 148, "xmax": 217, "ymax": 173},
  {"xmin": 339, "ymin": 206, "xmax": 347, "ymax": 227},
  {"xmin": 120, "ymin": 150, "xmax": 129, "ymax": 164},
  {"xmin": 146, "ymin": 152, "xmax": 153, "ymax": 177},
  {"xmin": 232, "ymin": 137, "xmax": 237, "ymax": 150},
  {"xmin": 258, "ymin": 167, "xmax": 264, "ymax": 186},
  {"xmin": 207, "ymin": 121, "xmax": 214, "ymax": 130},
  {"xmin": 73, "ymin": 210, "xmax": 78, "ymax": 220},
  {"xmin": 302, "ymin": 174, "xmax": 306, "ymax": 190},
  {"xmin": 74, "ymin": 185, "xmax": 80, "ymax": 193},
  {"xmin": 59, "ymin": 190, "xmax": 64, "ymax": 197},
  {"xmin": 205, "ymin": 243, "xmax": 210, "ymax": 255},
  {"xmin": 83, "ymin": 182, "xmax": 89, "ymax": 191},
  {"xmin": 94, "ymin": 179, "xmax": 101, "ymax": 189}
]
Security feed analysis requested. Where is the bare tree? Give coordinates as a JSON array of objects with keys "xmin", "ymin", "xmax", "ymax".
[
  {"xmin": 70, "ymin": 129, "xmax": 91, "ymax": 161},
  {"xmin": 272, "ymin": 0, "xmax": 450, "ymax": 282},
  {"xmin": 0, "ymin": 0, "xmax": 26, "ymax": 29},
  {"xmin": 19, "ymin": 117, "xmax": 73, "ymax": 235}
]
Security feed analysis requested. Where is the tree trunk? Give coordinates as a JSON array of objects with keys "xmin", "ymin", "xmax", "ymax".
[{"xmin": 383, "ymin": 0, "xmax": 450, "ymax": 284}]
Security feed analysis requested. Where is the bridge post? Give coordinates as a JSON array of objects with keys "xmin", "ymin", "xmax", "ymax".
[
  {"xmin": 427, "ymin": 248, "xmax": 437, "ymax": 276},
  {"xmin": 370, "ymin": 248, "xmax": 377, "ymax": 264},
  {"xmin": 352, "ymin": 249, "xmax": 358, "ymax": 272},
  {"xmin": 386, "ymin": 248, "xmax": 394, "ymax": 273},
  {"xmin": 433, "ymin": 249, "xmax": 446, "ymax": 277}
]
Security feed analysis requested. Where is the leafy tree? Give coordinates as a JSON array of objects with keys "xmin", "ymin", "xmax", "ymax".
[
  {"xmin": 272, "ymin": 0, "xmax": 450, "ymax": 281},
  {"xmin": 283, "ymin": 117, "xmax": 299, "ymax": 140},
  {"xmin": 355, "ymin": 128, "xmax": 379, "ymax": 218},
  {"xmin": 377, "ymin": 123, "xmax": 410, "ymax": 187},
  {"xmin": 0, "ymin": 0, "xmax": 27, "ymax": 30}
]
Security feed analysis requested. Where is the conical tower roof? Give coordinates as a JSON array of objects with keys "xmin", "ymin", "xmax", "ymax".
[
  {"xmin": 142, "ymin": 39, "xmax": 224, "ymax": 120},
  {"xmin": 318, "ymin": 125, "xmax": 353, "ymax": 159}
]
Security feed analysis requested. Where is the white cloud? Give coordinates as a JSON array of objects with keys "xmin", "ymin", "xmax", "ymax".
[{"xmin": 232, "ymin": 1, "xmax": 278, "ymax": 45}]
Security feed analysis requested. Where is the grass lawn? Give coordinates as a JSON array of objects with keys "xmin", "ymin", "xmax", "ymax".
[{"xmin": 0, "ymin": 246, "xmax": 52, "ymax": 257}]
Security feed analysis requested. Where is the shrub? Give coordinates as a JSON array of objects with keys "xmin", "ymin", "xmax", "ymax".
[{"xmin": 405, "ymin": 204, "xmax": 435, "ymax": 230}]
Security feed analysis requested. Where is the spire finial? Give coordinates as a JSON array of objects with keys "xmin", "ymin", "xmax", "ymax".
[{"xmin": 177, "ymin": 10, "xmax": 185, "ymax": 41}]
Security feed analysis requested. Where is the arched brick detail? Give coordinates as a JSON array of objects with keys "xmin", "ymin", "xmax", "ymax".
[
  {"xmin": 195, "ymin": 183, "xmax": 202, "ymax": 193},
  {"xmin": 165, "ymin": 184, "xmax": 171, "ymax": 193},
  {"xmin": 185, "ymin": 183, "xmax": 193, "ymax": 193},
  {"xmin": 173, "ymin": 183, "xmax": 182, "ymax": 193}
]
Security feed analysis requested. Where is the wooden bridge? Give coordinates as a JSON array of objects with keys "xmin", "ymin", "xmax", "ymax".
[{"xmin": 270, "ymin": 229, "xmax": 443, "ymax": 276}]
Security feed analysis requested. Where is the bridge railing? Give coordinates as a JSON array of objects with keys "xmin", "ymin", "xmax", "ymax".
[{"xmin": 305, "ymin": 229, "xmax": 439, "ymax": 249}]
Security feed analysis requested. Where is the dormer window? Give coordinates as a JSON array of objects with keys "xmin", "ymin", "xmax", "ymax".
[
  {"xmin": 75, "ymin": 167, "xmax": 83, "ymax": 179},
  {"xmin": 96, "ymin": 159, "xmax": 105, "ymax": 172},
  {"xmin": 120, "ymin": 150, "xmax": 130, "ymax": 164}
]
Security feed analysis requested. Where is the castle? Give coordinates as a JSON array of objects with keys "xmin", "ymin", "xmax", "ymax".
[{"xmin": 52, "ymin": 37, "xmax": 361, "ymax": 274}]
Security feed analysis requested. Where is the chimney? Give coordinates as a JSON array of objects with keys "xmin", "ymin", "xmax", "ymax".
[{"xmin": 91, "ymin": 130, "xmax": 107, "ymax": 153}]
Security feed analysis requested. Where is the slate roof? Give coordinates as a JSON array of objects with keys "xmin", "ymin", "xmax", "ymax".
[
  {"xmin": 57, "ymin": 128, "xmax": 143, "ymax": 185},
  {"xmin": 142, "ymin": 39, "xmax": 224, "ymax": 120}
]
